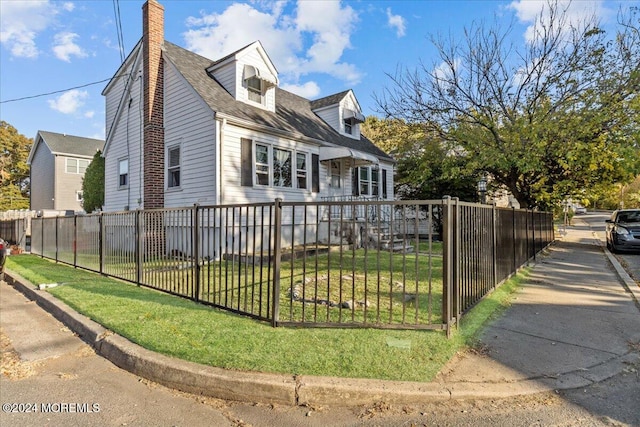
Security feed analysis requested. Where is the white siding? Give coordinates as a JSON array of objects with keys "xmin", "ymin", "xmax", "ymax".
[
  {"xmin": 211, "ymin": 61, "xmax": 237, "ymax": 98},
  {"xmin": 103, "ymin": 61, "xmax": 144, "ymax": 212},
  {"xmin": 30, "ymin": 142, "xmax": 55, "ymax": 211},
  {"xmin": 164, "ymin": 60, "xmax": 217, "ymax": 208},
  {"xmin": 220, "ymin": 123, "xmax": 326, "ymax": 205},
  {"xmin": 314, "ymin": 106, "xmax": 340, "ymax": 133}
]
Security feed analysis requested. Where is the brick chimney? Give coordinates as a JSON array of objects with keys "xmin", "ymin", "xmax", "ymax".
[{"xmin": 142, "ymin": 0, "xmax": 164, "ymax": 209}]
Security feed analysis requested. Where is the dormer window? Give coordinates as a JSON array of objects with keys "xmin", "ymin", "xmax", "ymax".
[
  {"xmin": 344, "ymin": 119, "xmax": 353, "ymax": 135},
  {"xmin": 342, "ymin": 108, "xmax": 365, "ymax": 136},
  {"xmin": 247, "ymin": 76, "xmax": 263, "ymax": 103},
  {"xmin": 243, "ymin": 64, "xmax": 276, "ymax": 106}
]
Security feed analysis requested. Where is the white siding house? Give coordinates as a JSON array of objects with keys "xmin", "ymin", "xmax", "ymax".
[{"xmin": 102, "ymin": 0, "xmax": 394, "ymax": 213}]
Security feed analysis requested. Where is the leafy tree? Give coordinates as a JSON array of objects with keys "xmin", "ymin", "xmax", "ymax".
[
  {"xmin": 376, "ymin": 1, "xmax": 640, "ymax": 209},
  {"xmin": 362, "ymin": 116, "xmax": 477, "ymax": 201},
  {"xmin": 82, "ymin": 150, "xmax": 105, "ymax": 213},
  {"xmin": 0, "ymin": 121, "xmax": 32, "ymax": 210}
]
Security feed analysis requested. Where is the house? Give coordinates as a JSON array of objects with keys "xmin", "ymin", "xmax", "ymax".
[
  {"xmin": 27, "ymin": 130, "xmax": 104, "ymax": 214},
  {"xmin": 101, "ymin": 0, "xmax": 394, "ymax": 213}
]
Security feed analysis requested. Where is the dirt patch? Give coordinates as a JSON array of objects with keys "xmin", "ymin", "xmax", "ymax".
[{"xmin": 0, "ymin": 329, "xmax": 40, "ymax": 380}]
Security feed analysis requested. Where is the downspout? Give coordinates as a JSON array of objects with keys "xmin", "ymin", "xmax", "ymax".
[{"xmin": 216, "ymin": 117, "xmax": 226, "ymax": 205}]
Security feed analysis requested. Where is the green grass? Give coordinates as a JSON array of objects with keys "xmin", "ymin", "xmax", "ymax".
[{"xmin": 5, "ymin": 254, "xmax": 526, "ymax": 382}]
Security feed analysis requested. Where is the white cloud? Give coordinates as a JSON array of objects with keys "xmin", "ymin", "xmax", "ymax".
[
  {"xmin": 183, "ymin": 0, "xmax": 362, "ymax": 89},
  {"xmin": 48, "ymin": 89, "xmax": 88, "ymax": 114},
  {"xmin": 508, "ymin": 0, "xmax": 608, "ymax": 43},
  {"xmin": 84, "ymin": 110, "xmax": 95, "ymax": 119},
  {"xmin": 53, "ymin": 32, "xmax": 87, "ymax": 62},
  {"xmin": 0, "ymin": 0, "xmax": 79, "ymax": 59},
  {"xmin": 0, "ymin": 0, "xmax": 55, "ymax": 58},
  {"xmin": 386, "ymin": 8, "xmax": 406, "ymax": 38},
  {"xmin": 280, "ymin": 81, "xmax": 321, "ymax": 98}
]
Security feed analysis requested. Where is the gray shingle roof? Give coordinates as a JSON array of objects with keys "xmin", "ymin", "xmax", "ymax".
[
  {"xmin": 37, "ymin": 131, "xmax": 104, "ymax": 157},
  {"xmin": 162, "ymin": 42, "xmax": 391, "ymax": 161},
  {"xmin": 309, "ymin": 90, "xmax": 351, "ymax": 110}
]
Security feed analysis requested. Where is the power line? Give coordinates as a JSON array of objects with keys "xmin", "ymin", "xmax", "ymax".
[
  {"xmin": 113, "ymin": 0, "xmax": 126, "ymax": 63},
  {"xmin": 0, "ymin": 78, "xmax": 113, "ymax": 104}
]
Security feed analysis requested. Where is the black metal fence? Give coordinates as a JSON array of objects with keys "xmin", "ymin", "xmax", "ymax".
[{"xmin": 20, "ymin": 197, "xmax": 553, "ymax": 335}]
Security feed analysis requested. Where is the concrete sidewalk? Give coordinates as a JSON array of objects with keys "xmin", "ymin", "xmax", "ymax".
[{"xmin": 2, "ymin": 220, "xmax": 639, "ymax": 407}]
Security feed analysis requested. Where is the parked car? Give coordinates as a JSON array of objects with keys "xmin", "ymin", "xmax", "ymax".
[
  {"xmin": 605, "ymin": 209, "xmax": 640, "ymax": 253},
  {"xmin": 0, "ymin": 238, "xmax": 7, "ymax": 281},
  {"xmin": 574, "ymin": 206, "xmax": 587, "ymax": 215}
]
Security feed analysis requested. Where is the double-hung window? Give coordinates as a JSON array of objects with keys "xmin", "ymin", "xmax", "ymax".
[
  {"xmin": 354, "ymin": 166, "xmax": 382, "ymax": 197},
  {"xmin": 344, "ymin": 119, "xmax": 353, "ymax": 135},
  {"xmin": 168, "ymin": 146, "xmax": 180, "ymax": 188},
  {"xmin": 296, "ymin": 153, "xmax": 307, "ymax": 189},
  {"xmin": 247, "ymin": 76, "xmax": 263, "ymax": 104},
  {"xmin": 118, "ymin": 159, "xmax": 128, "ymax": 188},
  {"xmin": 255, "ymin": 144, "xmax": 269, "ymax": 186}
]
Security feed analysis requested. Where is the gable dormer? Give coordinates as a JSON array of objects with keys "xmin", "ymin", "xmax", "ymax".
[
  {"xmin": 206, "ymin": 41, "xmax": 278, "ymax": 112},
  {"xmin": 311, "ymin": 89, "xmax": 365, "ymax": 140}
]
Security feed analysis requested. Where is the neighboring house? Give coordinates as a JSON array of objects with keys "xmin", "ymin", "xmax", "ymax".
[
  {"xmin": 101, "ymin": 0, "xmax": 394, "ymax": 212},
  {"xmin": 27, "ymin": 131, "xmax": 105, "ymax": 214}
]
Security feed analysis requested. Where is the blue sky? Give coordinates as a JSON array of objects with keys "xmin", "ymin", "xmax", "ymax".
[{"xmin": 0, "ymin": 0, "xmax": 635, "ymax": 141}]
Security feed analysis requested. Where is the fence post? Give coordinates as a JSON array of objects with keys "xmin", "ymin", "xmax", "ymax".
[
  {"xmin": 73, "ymin": 214, "xmax": 78, "ymax": 267},
  {"xmin": 136, "ymin": 210, "xmax": 143, "ymax": 286},
  {"xmin": 99, "ymin": 213, "xmax": 105, "ymax": 274},
  {"xmin": 192, "ymin": 204, "xmax": 200, "ymax": 302},
  {"xmin": 512, "ymin": 207, "xmax": 517, "ymax": 274},
  {"xmin": 271, "ymin": 198, "xmax": 283, "ymax": 327},
  {"xmin": 492, "ymin": 202, "xmax": 497, "ymax": 290},
  {"xmin": 442, "ymin": 196, "xmax": 454, "ymax": 337},
  {"xmin": 55, "ymin": 216, "xmax": 59, "ymax": 262}
]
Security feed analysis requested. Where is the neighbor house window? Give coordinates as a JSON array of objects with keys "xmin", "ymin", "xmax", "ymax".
[
  {"xmin": 296, "ymin": 153, "xmax": 307, "ymax": 189},
  {"xmin": 118, "ymin": 159, "xmax": 128, "ymax": 188},
  {"xmin": 66, "ymin": 158, "xmax": 89, "ymax": 174},
  {"xmin": 273, "ymin": 147, "xmax": 292, "ymax": 187},
  {"xmin": 168, "ymin": 146, "xmax": 180, "ymax": 188},
  {"xmin": 247, "ymin": 76, "xmax": 263, "ymax": 104},
  {"xmin": 76, "ymin": 191, "xmax": 83, "ymax": 202}
]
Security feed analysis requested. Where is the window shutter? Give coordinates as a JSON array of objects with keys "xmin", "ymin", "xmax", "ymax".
[
  {"xmin": 352, "ymin": 167, "xmax": 360, "ymax": 196},
  {"xmin": 312, "ymin": 154, "xmax": 319, "ymax": 193},
  {"xmin": 382, "ymin": 169, "xmax": 388, "ymax": 199},
  {"xmin": 241, "ymin": 138, "xmax": 253, "ymax": 186}
]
